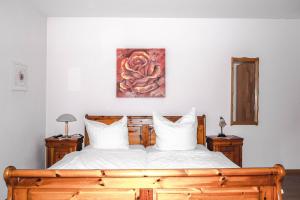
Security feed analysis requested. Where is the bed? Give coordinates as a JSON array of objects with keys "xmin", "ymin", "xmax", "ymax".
[{"xmin": 4, "ymin": 115, "xmax": 285, "ymax": 200}]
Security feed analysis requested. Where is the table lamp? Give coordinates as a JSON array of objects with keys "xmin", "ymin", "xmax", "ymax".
[
  {"xmin": 56, "ymin": 114, "xmax": 77, "ymax": 138},
  {"xmin": 218, "ymin": 116, "xmax": 227, "ymax": 137}
]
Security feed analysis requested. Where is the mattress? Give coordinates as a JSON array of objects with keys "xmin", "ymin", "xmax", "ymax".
[{"xmin": 50, "ymin": 145, "xmax": 238, "ymax": 169}]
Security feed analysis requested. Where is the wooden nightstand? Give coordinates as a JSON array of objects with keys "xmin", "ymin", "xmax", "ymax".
[
  {"xmin": 45, "ymin": 134, "xmax": 84, "ymax": 168},
  {"xmin": 206, "ymin": 135, "xmax": 244, "ymax": 167}
]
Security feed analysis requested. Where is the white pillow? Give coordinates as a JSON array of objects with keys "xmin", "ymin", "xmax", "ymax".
[
  {"xmin": 153, "ymin": 108, "xmax": 198, "ymax": 151},
  {"xmin": 84, "ymin": 116, "xmax": 129, "ymax": 149}
]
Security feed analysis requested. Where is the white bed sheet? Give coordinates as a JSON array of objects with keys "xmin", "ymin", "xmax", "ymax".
[{"xmin": 50, "ymin": 144, "xmax": 238, "ymax": 170}]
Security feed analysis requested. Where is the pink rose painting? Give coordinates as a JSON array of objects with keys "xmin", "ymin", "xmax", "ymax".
[{"xmin": 117, "ymin": 49, "xmax": 165, "ymax": 97}]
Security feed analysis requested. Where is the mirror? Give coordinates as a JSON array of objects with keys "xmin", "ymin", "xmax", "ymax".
[{"xmin": 231, "ymin": 57, "xmax": 259, "ymax": 125}]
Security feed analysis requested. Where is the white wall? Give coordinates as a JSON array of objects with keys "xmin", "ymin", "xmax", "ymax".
[
  {"xmin": 46, "ymin": 18, "xmax": 300, "ymax": 169},
  {"xmin": 0, "ymin": 0, "xmax": 46, "ymax": 197}
]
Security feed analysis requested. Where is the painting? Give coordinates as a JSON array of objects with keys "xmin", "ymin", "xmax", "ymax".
[
  {"xmin": 117, "ymin": 48, "xmax": 165, "ymax": 97},
  {"xmin": 12, "ymin": 63, "xmax": 28, "ymax": 91}
]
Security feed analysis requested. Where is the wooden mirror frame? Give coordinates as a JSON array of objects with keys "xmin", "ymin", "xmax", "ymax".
[{"xmin": 231, "ymin": 57, "xmax": 259, "ymax": 125}]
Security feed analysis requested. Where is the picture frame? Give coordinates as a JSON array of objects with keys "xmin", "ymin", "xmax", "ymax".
[
  {"xmin": 116, "ymin": 48, "xmax": 166, "ymax": 98},
  {"xmin": 231, "ymin": 57, "xmax": 259, "ymax": 125},
  {"xmin": 12, "ymin": 62, "xmax": 28, "ymax": 91}
]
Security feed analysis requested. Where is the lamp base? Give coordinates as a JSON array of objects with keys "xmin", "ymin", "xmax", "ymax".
[
  {"xmin": 218, "ymin": 133, "xmax": 226, "ymax": 137},
  {"xmin": 62, "ymin": 135, "xmax": 72, "ymax": 139}
]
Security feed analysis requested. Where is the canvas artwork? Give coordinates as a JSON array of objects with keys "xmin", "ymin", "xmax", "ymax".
[{"xmin": 117, "ymin": 48, "xmax": 165, "ymax": 97}]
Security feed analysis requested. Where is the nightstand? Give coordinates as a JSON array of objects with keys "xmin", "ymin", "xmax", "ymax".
[
  {"xmin": 45, "ymin": 134, "xmax": 84, "ymax": 168},
  {"xmin": 206, "ymin": 135, "xmax": 244, "ymax": 167}
]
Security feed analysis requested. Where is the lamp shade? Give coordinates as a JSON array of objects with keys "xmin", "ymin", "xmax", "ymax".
[
  {"xmin": 56, "ymin": 114, "xmax": 77, "ymax": 122},
  {"xmin": 219, "ymin": 117, "xmax": 226, "ymax": 128}
]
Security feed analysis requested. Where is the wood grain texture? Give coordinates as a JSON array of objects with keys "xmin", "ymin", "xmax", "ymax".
[
  {"xmin": 84, "ymin": 115, "xmax": 206, "ymax": 147},
  {"xmin": 236, "ymin": 62, "xmax": 256, "ymax": 122},
  {"xmin": 4, "ymin": 164, "xmax": 285, "ymax": 200}
]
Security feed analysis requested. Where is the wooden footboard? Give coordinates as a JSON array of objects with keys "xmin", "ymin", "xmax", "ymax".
[{"xmin": 4, "ymin": 165, "xmax": 285, "ymax": 200}]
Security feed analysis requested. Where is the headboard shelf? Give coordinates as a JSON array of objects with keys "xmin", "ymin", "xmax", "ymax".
[{"xmin": 85, "ymin": 115, "xmax": 206, "ymax": 147}]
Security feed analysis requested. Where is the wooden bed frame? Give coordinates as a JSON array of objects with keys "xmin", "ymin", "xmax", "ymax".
[{"xmin": 4, "ymin": 115, "xmax": 285, "ymax": 200}]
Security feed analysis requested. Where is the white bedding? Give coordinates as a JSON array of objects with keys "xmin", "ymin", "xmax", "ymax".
[
  {"xmin": 50, "ymin": 145, "xmax": 238, "ymax": 169},
  {"xmin": 146, "ymin": 145, "xmax": 238, "ymax": 169}
]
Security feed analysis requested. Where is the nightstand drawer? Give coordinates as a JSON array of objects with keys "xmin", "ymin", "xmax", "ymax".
[
  {"xmin": 219, "ymin": 146, "xmax": 234, "ymax": 152},
  {"xmin": 48, "ymin": 142, "xmax": 78, "ymax": 148}
]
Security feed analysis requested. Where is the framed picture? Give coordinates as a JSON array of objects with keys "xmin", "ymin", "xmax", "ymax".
[
  {"xmin": 231, "ymin": 57, "xmax": 259, "ymax": 125},
  {"xmin": 12, "ymin": 63, "xmax": 28, "ymax": 91},
  {"xmin": 116, "ymin": 48, "xmax": 165, "ymax": 97}
]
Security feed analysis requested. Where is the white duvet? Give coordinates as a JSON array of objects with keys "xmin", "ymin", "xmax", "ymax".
[
  {"xmin": 50, "ymin": 145, "xmax": 238, "ymax": 169},
  {"xmin": 146, "ymin": 146, "xmax": 238, "ymax": 169}
]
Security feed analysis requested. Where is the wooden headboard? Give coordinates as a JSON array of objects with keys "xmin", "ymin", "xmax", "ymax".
[{"xmin": 84, "ymin": 115, "xmax": 206, "ymax": 147}]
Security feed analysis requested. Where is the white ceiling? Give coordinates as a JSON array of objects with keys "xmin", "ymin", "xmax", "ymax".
[{"xmin": 30, "ymin": 0, "xmax": 300, "ymax": 18}]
